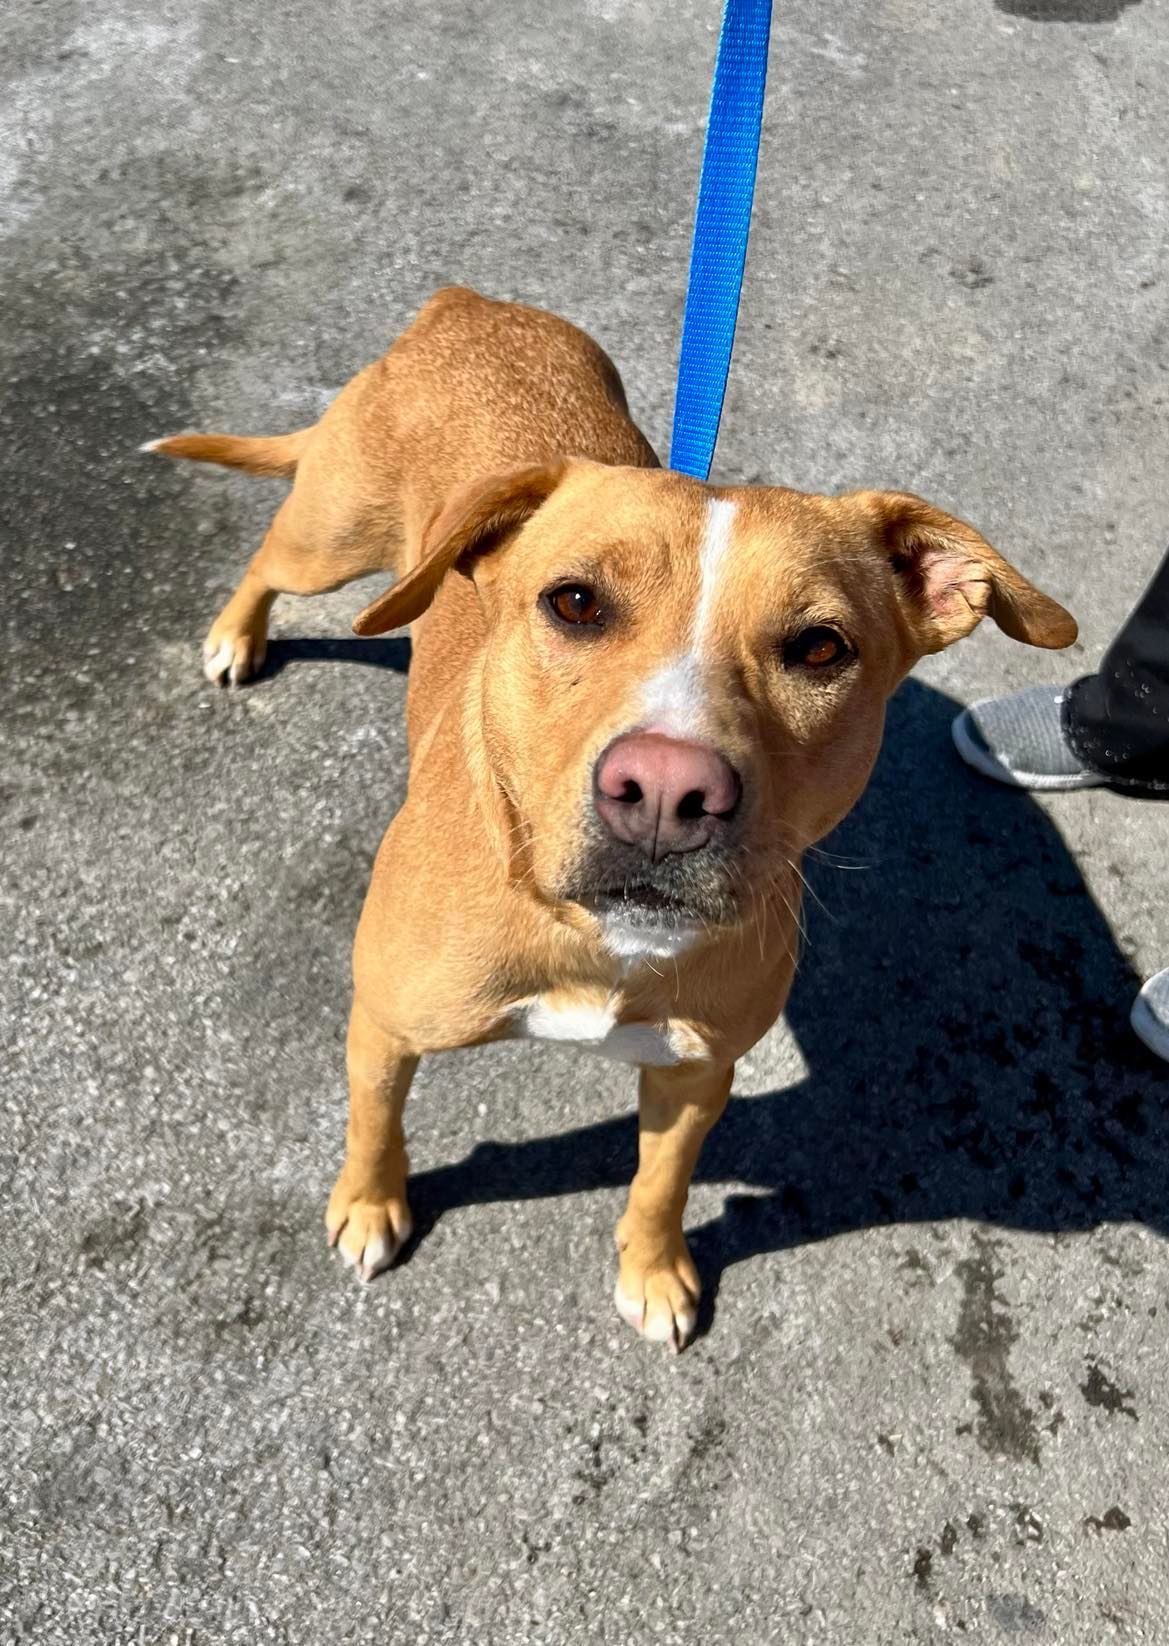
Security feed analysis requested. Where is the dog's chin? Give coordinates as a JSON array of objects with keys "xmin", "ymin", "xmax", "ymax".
[{"xmin": 584, "ymin": 892, "xmax": 709, "ymax": 960}]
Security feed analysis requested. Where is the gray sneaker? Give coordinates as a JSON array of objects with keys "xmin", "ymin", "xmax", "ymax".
[
  {"xmin": 951, "ymin": 685, "xmax": 1104, "ymax": 792},
  {"xmin": 1132, "ymin": 968, "xmax": 1169, "ymax": 1065}
]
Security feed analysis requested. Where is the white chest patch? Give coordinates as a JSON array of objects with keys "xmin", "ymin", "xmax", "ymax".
[{"xmin": 517, "ymin": 996, "xmax": 684, "ymax": 1066}]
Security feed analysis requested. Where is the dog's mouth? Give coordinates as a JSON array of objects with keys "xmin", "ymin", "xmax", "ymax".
[
  {"xmin": 561, "ymin": 844, "xmax": 746, "ymax": 930},
  {"xmin": 587, "ymin": 883, "xmax": 703, "ymax": 923}
]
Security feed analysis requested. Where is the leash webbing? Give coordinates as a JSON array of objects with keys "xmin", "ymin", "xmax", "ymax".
[{"xmin": 669, "ymin": 0, "xmax": 774, "ymax": 482}]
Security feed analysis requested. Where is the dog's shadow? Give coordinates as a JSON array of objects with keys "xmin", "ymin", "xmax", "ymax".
[
  {"xmin": 406, "ymin": 678, "xmax": 1164, "ymax": 1324},
  {"xmin": 263, "ymin": 635, "xmax": 412, "ymax": 677}
]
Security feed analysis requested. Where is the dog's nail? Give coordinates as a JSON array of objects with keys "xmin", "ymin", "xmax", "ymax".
[
  {"xmin": 325, "ymin": 1226, "xmax": 340, "ymax": 1248},
  {"xmin": 674, "ymin": 1313, "xmax": 696, "ymax": 1346}
]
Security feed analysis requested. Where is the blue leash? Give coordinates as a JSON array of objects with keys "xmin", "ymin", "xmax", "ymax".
[{"xmin": 669, "ymin": 0, "xmax": 774, "ymax": 482}]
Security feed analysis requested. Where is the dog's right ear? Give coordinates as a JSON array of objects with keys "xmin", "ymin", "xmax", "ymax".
[{"xmin": 353, "ymin": 461, "xmax": 570, "ymax": 635}]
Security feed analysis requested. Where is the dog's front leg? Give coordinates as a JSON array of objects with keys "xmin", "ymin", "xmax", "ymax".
[
  {"xmin": 325, "ymin": 998, "xmax": 418, "ymax": 1281},
  {"xmin": 614, "ymin": 1060, "xmax": 733, "ymax": 1351}
]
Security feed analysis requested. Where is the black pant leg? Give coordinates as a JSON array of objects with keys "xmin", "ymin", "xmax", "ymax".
[{"xmin": 1063, "ymin": 543, "xmax": 1169, "ymax": 786}]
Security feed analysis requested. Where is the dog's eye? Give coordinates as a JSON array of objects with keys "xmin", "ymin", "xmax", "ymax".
[
  {"xmin": 546, "ymin": 583, "xmax": 604, "ymax": 627},
  {"xmin": 783, "ymin": 625, "xmax": 851, "ymax": 670}
]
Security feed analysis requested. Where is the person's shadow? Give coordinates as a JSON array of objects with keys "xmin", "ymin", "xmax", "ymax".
[{"xmin": 400, "ymin": 677, "xmax": 1163, "ymax": 1326}]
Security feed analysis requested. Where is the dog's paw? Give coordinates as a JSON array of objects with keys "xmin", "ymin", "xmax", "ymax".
[
  {"xmin": 325, "ymin": 1181, "xmax": 413, "ymax": 1283},
  {"xmin": 202, "ymin": 620, "xmax": 267, "ymax": 686},
  {"xmin": 613, "ymin": 1241, "xmax": 701, "ymax": 1352}
]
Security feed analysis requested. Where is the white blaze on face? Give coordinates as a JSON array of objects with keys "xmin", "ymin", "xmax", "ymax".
[
  {"xmin": 597, "ymin": 497, "xmax": 738, "ymax": 967},
  {"xmin": 639, "ymin": 497, "xmax": 737, "ymax": 738}
]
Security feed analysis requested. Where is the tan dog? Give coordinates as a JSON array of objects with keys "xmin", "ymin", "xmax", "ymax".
[{"xmin": 147, "ymin": 287, "xmax": 1076, "ymax": 1349}]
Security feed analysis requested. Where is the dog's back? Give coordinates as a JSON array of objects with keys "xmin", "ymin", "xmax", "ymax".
[
  {"xmin": 375, "ymin": 287, "xmax": 658, "ymax": 513},
  {"xmin": 362, "ymin": 289, "xmax": 661, "ymax": 741}
]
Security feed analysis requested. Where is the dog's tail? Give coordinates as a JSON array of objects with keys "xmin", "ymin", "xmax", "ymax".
[{"xmin": 141, "ymin": 428, "xmax": 312, "ymax": 479}]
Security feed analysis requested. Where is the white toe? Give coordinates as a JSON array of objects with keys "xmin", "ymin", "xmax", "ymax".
[
  {"xmin": 203, "ymin": 640, "xmax": 233, "ymax": 683},
  {"xmin": 643, "ymin": 1310, "xmax": 674, "ymax": 1343},
  {"xmin": 360, "ymin": 1234, "xmax": 393, "ymax": 1279},
  {"xmin": 614, "ymin": 1280, "xmax": 644, "ymax": 1330}
]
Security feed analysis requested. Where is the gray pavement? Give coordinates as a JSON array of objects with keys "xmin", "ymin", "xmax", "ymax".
[{"xmin": 3, "ymin": 0, "xmax": 1169, "ymax": 1640}]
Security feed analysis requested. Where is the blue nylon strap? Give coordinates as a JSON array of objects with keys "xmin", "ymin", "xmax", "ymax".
[{"xmin": 669, "ymin": 0, "xmax": 773, "ymax": 482}]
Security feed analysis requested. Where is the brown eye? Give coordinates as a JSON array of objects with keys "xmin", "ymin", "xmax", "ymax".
[
  {"xmin": 784, "ymin": 625, "xmax": 851, "ymax": 670},
  {"xmin": 546, "ymin": 583, "xmax": 603, "ymax": 627}
]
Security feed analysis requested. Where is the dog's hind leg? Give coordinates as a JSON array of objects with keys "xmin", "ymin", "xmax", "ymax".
[
  {"xmin": 198, "ymin": 485, "xmax": 402, "ymax": 685},
  {"xmin": 199, "ymin": 499, "xmax": 296, "ymax": 685},
  {"xmin": 202, "ymin": 444, "xmax": 406, "ymax": 682},
  {"xmin": 150, "ymin": 368, "xmax": 407, "ymax": 684}
]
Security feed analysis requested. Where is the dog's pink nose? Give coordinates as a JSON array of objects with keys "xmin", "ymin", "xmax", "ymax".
[{"xmin": 594, "ymin": 733, "xmax": 742, "ymax": 860}]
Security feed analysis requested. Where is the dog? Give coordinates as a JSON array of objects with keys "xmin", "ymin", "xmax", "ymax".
[{"xmin": 146, "ymin": 287, "xmax": 1077, "ymax": 1349}]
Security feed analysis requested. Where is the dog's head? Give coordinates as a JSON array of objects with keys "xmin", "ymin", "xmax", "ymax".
[{"xmin": 355, "ymin": 462, "xmax": 1076, "ymax": 955}]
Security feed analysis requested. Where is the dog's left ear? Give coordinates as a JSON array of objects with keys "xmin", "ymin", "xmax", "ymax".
[
  {"xmin": 851, "ymin": 490, "xmax": 1078, "ymax": 653},
  {"xmin": 353, "ymin": 460, "xmax": 570, "ymax": 635}
]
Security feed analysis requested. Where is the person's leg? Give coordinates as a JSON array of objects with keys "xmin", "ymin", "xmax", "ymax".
[
  {"xmin": 952, "ymin": 551, "xmax": 1169, "ymax": 1061},
  {"xmin": 1062, "ymin": 544, "xmax": 1169, "ymax": 787},
  {"xmin": 952, "ymin": 543, "xmax": 1169, "ymax": 792}
]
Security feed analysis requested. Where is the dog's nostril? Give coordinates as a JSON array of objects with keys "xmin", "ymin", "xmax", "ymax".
[
  {"xmin": 617, "ymin": 779, "xmax": 643, "ymax": 805},
  {"xmin": 676, "ymin": 788, "xmax": 707, "ymax": 822}
]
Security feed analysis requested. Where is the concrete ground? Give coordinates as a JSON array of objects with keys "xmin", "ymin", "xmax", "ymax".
[{"xmin": 3, "ymin": 0, "xmax": 1169, "ymax": 1640}]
